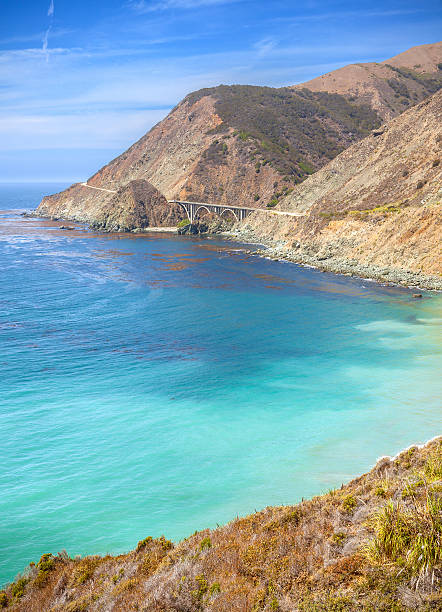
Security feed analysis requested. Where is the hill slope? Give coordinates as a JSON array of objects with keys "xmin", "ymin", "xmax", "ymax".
[
  {"xmin": 35, "ymin": 43, "xmax": 442, "ymax": 228},
  {"xmin": 239, "ymin": 90, "xmax": 442, "ymax": 289},
  {"xmin": 293, "ymin": 41, "xmax": 442, "ymax": 120},
  {"xmin": 1, "ymin": 438, "xmax": 441, "ymax": 611}
]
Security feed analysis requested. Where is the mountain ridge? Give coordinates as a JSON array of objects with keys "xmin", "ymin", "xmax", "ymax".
[{"xmin": 35, "ymin": 42, "xmax": 442, "ymax": 228}]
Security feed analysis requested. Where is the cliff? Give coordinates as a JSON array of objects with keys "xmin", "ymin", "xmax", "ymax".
[
  {"xmin": 35, "ymin": 43, "xmax": 442, "ymax": 228},
  {"xmin": 2, "ymin": 438, "xmax": 440, "ymax": 611},
  {"xmin": 238, "ymin": 90, "xmax": 442, "ymax": 289}
]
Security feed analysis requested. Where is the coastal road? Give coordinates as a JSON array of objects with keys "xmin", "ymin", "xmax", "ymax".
[{"xmin": 80, "ymin": 182, "xmax": 117, "ymax": 194}]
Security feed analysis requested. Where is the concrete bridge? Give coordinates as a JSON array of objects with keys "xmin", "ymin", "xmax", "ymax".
[{"xmin": 168, "ymin": 200, "xmax": 257, "ymax": 223}]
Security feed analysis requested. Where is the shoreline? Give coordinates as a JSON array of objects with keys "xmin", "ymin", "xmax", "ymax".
[
  {"xmin": 221, "ymin": 227, "xmax": 442, "ymax": 292},
  {"xmin": 29, "ymin": 211, "xmax": 441, "ymax": 291}
]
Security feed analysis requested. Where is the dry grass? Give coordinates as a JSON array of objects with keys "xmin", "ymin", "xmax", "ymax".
[{"xmin": 1, "ymin": 438, "xmax": 441, "ymax": 611}]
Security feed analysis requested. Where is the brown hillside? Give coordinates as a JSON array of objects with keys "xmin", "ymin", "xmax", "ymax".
[
  {"xmin": 1, "ymin": 438, "xmax": 441, "ymax": 611},
  {"xmin": 239, "ymin": 90, "xmax": 442, "ymax": 289},
  {"xmin": 36, "ymin": 43, "xmax": 442, "ymax": 227},
  {"xmin": 293, "ymin": 41, "xmax": 442, "ymax": 120}
]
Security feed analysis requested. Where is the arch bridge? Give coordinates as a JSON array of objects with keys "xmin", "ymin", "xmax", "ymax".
[{"xmin": 168, "ymin": 200, "xmax": 256, "ymax": 223}]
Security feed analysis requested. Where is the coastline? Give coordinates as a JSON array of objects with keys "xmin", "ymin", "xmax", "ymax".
[
  {"xmin": 29, "ymin": 210, "xmax": 441, "ymax": 291},
  {"xmin": 222, "ymin": 227, "xmax": 442, "ymax": 292}
]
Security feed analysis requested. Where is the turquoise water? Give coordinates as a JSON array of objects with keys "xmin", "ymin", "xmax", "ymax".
[{"xmin": 0, "ymin": 183, "xmax": 441, "ymax": 586}]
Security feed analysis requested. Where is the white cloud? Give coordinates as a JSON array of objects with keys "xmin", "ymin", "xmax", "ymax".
[{"xmin": 48, "ymin": 1, "xmax": 55, "ymax": 17}]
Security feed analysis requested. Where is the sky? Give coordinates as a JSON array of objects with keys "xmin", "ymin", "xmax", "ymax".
[{"xmin": 0, "ymin": 0, "xmax": 441, "ymax": 182}]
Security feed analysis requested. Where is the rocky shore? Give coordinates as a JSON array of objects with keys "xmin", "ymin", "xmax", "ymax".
[{"xmin": 226, "ymin": 227, "xmax": 442, "ymax": 291}]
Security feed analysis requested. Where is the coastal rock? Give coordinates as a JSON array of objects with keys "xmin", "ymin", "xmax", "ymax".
[{"xmin": 90, "ymin": 180, "xmax": 185, "ymax": 232}]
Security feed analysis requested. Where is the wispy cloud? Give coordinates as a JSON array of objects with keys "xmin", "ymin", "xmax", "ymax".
[
  {"xmin": 254, "ymin": 37, "xmax": 277, "ymax": 58},
  {"xmin": 43, "ymin": 1, "xmax": 55, "ymax": 61},
  {"xmin": 129, "ymin": 0, "xmax": 242, "ymax": 13}
]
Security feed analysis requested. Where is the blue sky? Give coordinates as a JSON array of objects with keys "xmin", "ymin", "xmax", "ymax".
[{"xmin": 1, "ymin": 0, "xmax": 441, "ymax": 182}]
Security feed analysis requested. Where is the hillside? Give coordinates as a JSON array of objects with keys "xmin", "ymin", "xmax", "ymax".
[
  {"xmin": 238, "ymin": 90, "xmax": 442, "ymax": 289},
  {"xmin": 293, "ymin": 41, "xmax": 442, "ymax": 120},
  {"xmin": 35, "ymin": 43, "xmax": 442, "ymax": 228},
  {"xmin": 1, "ymin": 437, "xmax": 440, "ymax": 611}
]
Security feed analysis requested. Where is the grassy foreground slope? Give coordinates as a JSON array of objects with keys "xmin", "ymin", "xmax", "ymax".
[{"xmin": 1, "ymin": 438, "xmax": 441, "ymax": 611}]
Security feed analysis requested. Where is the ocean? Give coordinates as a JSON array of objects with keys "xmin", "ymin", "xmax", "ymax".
[{"xmin": 0, "ymin": 183, "xmax": 441, "ymax": 585}]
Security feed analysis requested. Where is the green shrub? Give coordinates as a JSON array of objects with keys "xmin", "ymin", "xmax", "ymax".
[
  {"xmin": 11, "ymin": 577, "xmax": 28, "ymax": 599},
  {"xmin": 200, "ymin": 537, "xmax": 212, "ymax": 550},
  {"xmin": 341, "ymin": 494, "xmax": 357, "ymax": 513},
  {"xmin": 366, "ymin": 493, "xmax": 442, "ymax": 577},
  {"xmin": 0, "ymin": 592, "xmax": 8, "ymax": 608},
  {"xmin": 177, "ymin": 218, "xmax": 190, "ymax": 228},
  {"xmin": 209, "ymin": 582, "xmax": 221, "ymax": 595},
  {"xmin": 266, "ymin": 199, "xmax": 278, "ymax": 208}
]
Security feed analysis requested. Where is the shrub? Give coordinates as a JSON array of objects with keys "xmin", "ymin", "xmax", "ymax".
[
  {"xmin": 366, "ymin": 492, "xmax": 442, "ymax": 578},
  {"xmin": 266, "ymin": 199, "xmax": 278, "ymax": 208},
  {"xmin": 177, "ymin": 218, "xmax": 190, "ymax": 228},
  {"xmin": 341, "ymin": 494, "xmax": 357, "ymax": 513},
  {"xmin": 432, "ymin": 158, "xmax": 440, "ymax": 167},
  {"xmin": 11, "ymin": 577, "xmax": 28, "ymax": 599},
  {"xmin": 199, "ymin": 537, "xmax": 212, "ymax": 550},
  {"xmin": 209, "ymin": 582, "xmax": 221, "ymax": 595},
  {"xmin": 191, "ymin": 575, "xmax": 208, "ymax": 601},
  {"xmin": 73, "ymin": 557, "xmax": 101, "ymax": 585},
  {"xmin": 254, "ymin": 194, "xmax": 260, "ymax": 201},
  {"xmin": 0, "ymin": 592, "xmax": 8, "ymax": 608},
  {"xmin": 416, "ymin": 180, "xmax": 425, "ymax": 189}
]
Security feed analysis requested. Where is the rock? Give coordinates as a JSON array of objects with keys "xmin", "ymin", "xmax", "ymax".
[
  {"xmin": 412, "ymin": 293, "xmax": 423, "ymax": 298},
  {"xmin": 92, "ymin": 180, "xmax": 185, "ymax": 232}
]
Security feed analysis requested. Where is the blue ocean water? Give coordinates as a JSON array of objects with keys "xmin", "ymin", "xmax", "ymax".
[{"xmin": 0, "ymin": 183, "xmax": 441, "ymax": 586}]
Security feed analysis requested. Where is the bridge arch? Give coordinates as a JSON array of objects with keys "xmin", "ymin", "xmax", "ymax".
[
  {"xmin": 220, "ymin": 208, "xmax": 238, "ymax": 222},
  {"xmin": 175, "ymin": 202, "xmax": 191, "ymax": 221},
  {"xmin": 194, "ymin": 205, "xmax": 212, "ymax": 220}
]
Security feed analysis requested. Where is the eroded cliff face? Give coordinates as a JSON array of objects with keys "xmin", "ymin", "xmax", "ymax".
[{"xmin": 239, "ymin": 91, "xmax": 442, "ymax": 288}]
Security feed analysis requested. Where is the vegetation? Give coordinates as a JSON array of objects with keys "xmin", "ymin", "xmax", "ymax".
[
  {"xmin": 2, "ymin": 439, "xmax": 440, "ymax": 611},
  {"xmin": 384, "ymin": 65, "xmax": 442, "ymax": 97},
  {"xmin": 185, "ymin": 84, "xmax": 382, "ymax": 182},
  {"xmin": 177, "ymin": 218, "xmax": 191, "ymax": 228}
]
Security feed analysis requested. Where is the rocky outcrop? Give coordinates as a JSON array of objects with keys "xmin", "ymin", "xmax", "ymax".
[
  {"xmin": 2, "ymin": 438, "xmax": 441, "ymax": 611},
  {"xmin": 90, "ymin": 180, "xmax": 185, "ymax": 232},
  {"xmin": 237, "ymin": 90, "xmax": 442, "ymax": 289}
]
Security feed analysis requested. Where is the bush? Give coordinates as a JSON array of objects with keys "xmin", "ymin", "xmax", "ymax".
[
  {"xmin": 199, "ymin": 537, "xmax": 212, "ymax": 550},
  {"xmin": 366, "ymin": 492, "xmax": 442, "ymax": 578},
  {"xmin": 341, "ymin": 494, "xmax": 357, "ymax": 513},
  {"xmin": 177, "ymin": 218, "xmax": 190, "ymax": 228},
  {"xmin": 11, "ymin": 577, "xmax": 28, "ymax": 599},
  {"xmin": 266, "ymin": 199, "xmax": 278, "ymax": 208}
]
